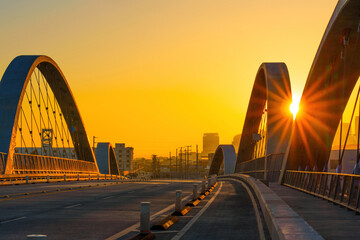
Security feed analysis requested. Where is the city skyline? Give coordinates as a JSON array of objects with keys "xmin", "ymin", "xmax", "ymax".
[{"xmin": 0, "ymin": 0, "xmax": 338, "ymax": 158}]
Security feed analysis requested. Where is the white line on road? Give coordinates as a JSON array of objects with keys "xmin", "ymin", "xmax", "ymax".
[
  {"xmin": 64, "ymin": 204, "xmax": 82, "ymax": 209},
  {"xmin": 170, "ymin": 182, "xmax": 223, "ymax": 240},
  {"xmin": 105, "ymin": 194, "xmax": 192, "ymax": 240},
  {"xmin": 102, "ymin": 196, "xmax": 114, "ymax": 200},
  {"xmin": 1, "ymin": 216, "xmax": 27, "ymax": 224}
]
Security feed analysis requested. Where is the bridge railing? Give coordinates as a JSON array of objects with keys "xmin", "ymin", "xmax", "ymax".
[
  {"xmin": 12, "ymin": 153, "xmax": 98, "ymax": 174},
  {"xmin": 237, "ymin": 153, "xmax": 284, "ymax": 181},
  {"xmin": 0, "ymin": 152, "xmax": 98, "ymax": 175},
  {"xmin": 283, "ymin": 170, "xmax": 360, "ymax": 213}
]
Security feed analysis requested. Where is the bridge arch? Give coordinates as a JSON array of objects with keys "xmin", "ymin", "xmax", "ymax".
[
  {"xmin": 0, "ymin": 55, "xmax": 98, "ymax": 174},
  {"xmin": 95, "ymin": 142, "xmax": 120, "ymax": 175},
  {"xmin": 235, "ymin": 63, "xmax": 293, "ymax": 172},
  {"xmin": 287, "ymin": 0, "xmax": 360, "ymax": 171},
  {"xmin": 209, "ymin": 145, "xmax": 237, "ymax": 175}
]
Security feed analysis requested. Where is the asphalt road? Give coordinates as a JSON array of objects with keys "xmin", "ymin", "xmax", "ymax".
[{"xmin": 0, "ymin": 180, "xmax": 198, "ymax": 239}]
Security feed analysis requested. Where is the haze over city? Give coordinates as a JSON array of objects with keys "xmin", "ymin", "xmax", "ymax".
[{"xmin": 0, "ymin": 0, "xmax": 338, "ymax": 158}]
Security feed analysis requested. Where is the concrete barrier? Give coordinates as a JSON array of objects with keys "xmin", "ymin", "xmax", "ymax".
[{"xmin": 219, "ymin": 174, "xmax": 324, "ymax": 240}]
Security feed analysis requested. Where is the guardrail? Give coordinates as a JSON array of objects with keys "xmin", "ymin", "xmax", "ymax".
[
  {"xmin": 283, "ymin": 170, "xmax": 360, "ymax": 213},
  {"xmin": 236, "ymin": 153, "xmax": 284, "ymax": 181}
]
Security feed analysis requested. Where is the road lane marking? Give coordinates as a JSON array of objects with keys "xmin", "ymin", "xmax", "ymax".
[
  {"xmin": 170, "ymin": 182, "xmax": 223, "ymax": 240},
  {"xmin": 105, "ymin": 194, "xmax": 192, "ymax": 240},
  {"xmin": 64, "ymin": 204, "xmax": 82, "ymax": 209},
  {"xmin": 102, "ymin": 196, "xmax": 114, "ymax": 200},
  {"xmin": 1, "ymin": 216, "xmax": 27, "ymax": 224}
]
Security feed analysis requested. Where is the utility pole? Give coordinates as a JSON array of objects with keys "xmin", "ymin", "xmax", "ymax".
[
  {"xmin": 175, "ymin": 148, "xmax": 178, "ymax": 178},
  {"xmin": 196, "ymin": 144, "xmax": 199, "ymax": 177},
  {"xmin": 169, "ymin": 152, "xmax": 172, "ymax": 179},
  {"xmin": 185, "ymin": 145, "xmax": 191, "ymax": 179},
  {"xmin": 180, "ymin": 147, "xmax": 183, "ymax": 179}
]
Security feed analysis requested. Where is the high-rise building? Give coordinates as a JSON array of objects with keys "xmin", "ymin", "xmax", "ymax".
[
  {"xmin": 232, "ymin": 134, "xmax": 241, "ymax": 154},
  {"xmin": 202, "ymin": 133, "xmax": 219, "ymax": 156},
  {"xmin": 114, "ymin": 143, "xmax": 134, "ymax": 175}
]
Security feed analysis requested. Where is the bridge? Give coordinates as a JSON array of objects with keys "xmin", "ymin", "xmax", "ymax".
[{"xmin": 1, "ymin": 0, "xmax": 360, "ymax": 239}]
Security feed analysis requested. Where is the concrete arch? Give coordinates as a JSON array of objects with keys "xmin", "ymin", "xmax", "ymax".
[
  {"xmin": 95, "ymin": 142, "xmax": 120, "ymax": 175},
  {"xmin": 235, "ymin": 63, "xmax": 293, "ymax": 172},
  {"xmin": 209, "ymin": 145, "xmax": 237, "ymax": 175},
  {"xmin": 287, "ymin": 0, "xmax": 360, "ymax": 171},
  {"xmin": 0, "ymin": 55, "xmax": 98, "ymax": 174}
]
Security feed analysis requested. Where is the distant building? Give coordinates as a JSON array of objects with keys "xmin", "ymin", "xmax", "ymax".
[
  {"xmin": 232, "ymin": 134, "xmax": 241, "ymax": 154},
  {"xmin": 114, "ymin": 143, "xmax": 134, "ymax": 175},
  {"xmin": 202, "ymin": 133, "xmax": 219, "ymax": 156}
]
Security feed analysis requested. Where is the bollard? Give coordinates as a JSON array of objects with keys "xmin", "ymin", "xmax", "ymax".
[
  {"xmin": 46, "ymin": 175, "xmax": 50, "ymax": 183},
  {"xmin": 111, "ymin": 174, "xmax": 113, "ymax": 180},
  {"xmin": 97, "ymin": 174, "xmax": 99, "ymax": 180},
  {"xmin": 207, "ymin": 180, "xmax": 211, "ymax": 190},
  {"xmin": 192, "ymin": 184, "xmax": 198, "ymax": 201},
  {"xmin": 27, "ymin": 234, "xmax": 47, "ymax": 240},
  {"xmin": 25, "ymin": 175, "xmax": 29, "ymax": 184},
  {"xmin": 77, "ymin": 174, "xmax": 80, "ymax": 181},
  {"xmin": 88, "ymin": 174, "xmax": 90, "ymax": 181},
  {"xmin": 175, "ymin": 190, "xmax": 182, "ymax": 211},
  {"xmin": 201, "ymin": 180, "xmax": 206, "ymax": 194},
  {"xmin": 64, "ymin": 175, "xmax": 66, "ymax": 181},
  {"xmin": 140, "ymin": 202, "xmax": 151, "ymax": 234}
]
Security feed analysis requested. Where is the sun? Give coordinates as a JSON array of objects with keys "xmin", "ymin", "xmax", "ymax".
[{"xmin": 290, "ymin": 94, "xmax": 300, "ymax": 120}]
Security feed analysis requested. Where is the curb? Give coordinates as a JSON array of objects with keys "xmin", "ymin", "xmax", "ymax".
[
  {"xmin": 172, "ymin": 206, "xmax": 192, "ymax": 216},
  {"xmin": 151, "ymin": 215, "xmax": 178, "ymax": 230}
]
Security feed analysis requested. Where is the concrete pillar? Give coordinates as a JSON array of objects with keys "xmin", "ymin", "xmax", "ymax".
[
  {"xmin": 192, "ymin": 184, "xmax": 198, "ymax": 201},
  {"xmin": 27, "ymin": 235, "xmax": 47, "ymax": 239},
  {"xmin": 25, "ymin": 175, "xmax": 29, "ymax": 184},
  {"xmin": 64, "ymin": 175, "xmax": 66, "ymax": 181},
  {"xmin": 140, "ymin": 202, "xmax": 151, "ymax": 234},
  {"xmin": 201, "ymin": 180, "xmax": 206, "ymax": 194},
  {"xmin": 175, "ymin": 190, "xmax": 182, "ymax": 211},
  {"xmin": 207, "ymin": 179, "xmax": 211, "ymax": 189},
  {"xmin": 88, "ymin": 174, "xmax": 90, "ymax": 181},
  {"xmin": 77, "ymin": 174, "xmax": 80, "ymax": 181},
  {"xmin": 46, "ymin": 175, "xmax": 49, "ymax": 183},
  {"xmin": 105, "ymin": 174, "xmax": 107, "ymax": 180},
  {"xmin": 97, "ymin": 174, "xmax": 99, "ymax": 180}
]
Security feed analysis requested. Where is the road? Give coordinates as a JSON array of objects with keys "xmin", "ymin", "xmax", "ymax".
[{"xmin": 0, "ymin": 180, "xmax": 198, "ymax": 239}]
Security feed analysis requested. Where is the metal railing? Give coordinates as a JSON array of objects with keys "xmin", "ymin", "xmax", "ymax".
[
  {"xmin": 237, "ymin": 153, "xmax": 284, "ymax": 181},
  {"xmin": 0, "ymin": 152, "xmax": 98, "ymax": 174},
  {"xmin": 283, "ymin": 170, "xmax": 360, "ymax": 213}
]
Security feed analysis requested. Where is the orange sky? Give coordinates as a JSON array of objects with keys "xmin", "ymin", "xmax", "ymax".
[{"xmin": 0, "ymin": 0, "xmax": 339, "ymax": 158}]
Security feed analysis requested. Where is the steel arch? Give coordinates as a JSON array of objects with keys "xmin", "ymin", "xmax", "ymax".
[
  {"xmin": 95, "ymin": 142, "xmax": 120, "ymax": 175},
  {"xmin": 209, "ymin": 145, "xmax": 237, "ymax": 176},
  {"xmin": 286, "ymin": 0, "xmax": 360, "ymax": 171},
  {"xmin": 235, "ymin": 63, "xmax": 293, "ymax": 172},
  {"xmin": 0, "ymin": 55, "xmax": 98, "ymax": 174}
]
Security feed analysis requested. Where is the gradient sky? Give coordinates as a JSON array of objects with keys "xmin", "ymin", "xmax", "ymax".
[{"xmin": 0, "ymin": 0, "xmax": 338, "ymax": 158}]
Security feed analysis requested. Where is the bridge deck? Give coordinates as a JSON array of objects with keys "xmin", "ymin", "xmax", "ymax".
[{"xmin": 270, "ymin": 183, "xmax": 360, "ymax": 240}]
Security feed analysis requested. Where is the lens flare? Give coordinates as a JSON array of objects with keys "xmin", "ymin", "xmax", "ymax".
[{"xmin": 290, "ymin": 95, "xmax": 300, "ymax": 120}]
